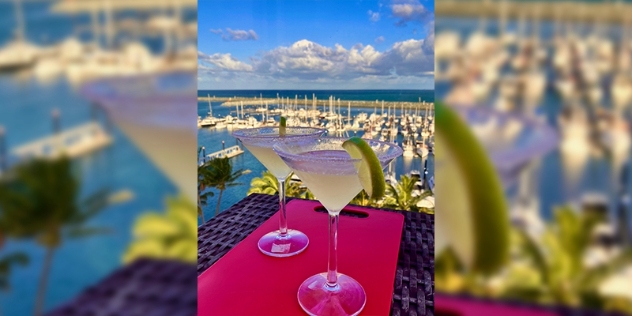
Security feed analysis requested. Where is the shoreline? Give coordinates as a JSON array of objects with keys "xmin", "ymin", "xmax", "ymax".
[{"xmin": 198, "ymin": 96, "xmax": 434, "ymax": 109}]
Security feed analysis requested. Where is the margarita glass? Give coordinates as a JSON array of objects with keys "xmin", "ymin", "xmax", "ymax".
[
  {"xmin": 274, "ymin": 137, "xmax": 402, "ymax": 316},
  {"xmin": 232, "ymin": 127, "xmax": 325, "ymax": 257},
  {"xmin": 80, "ymin": 72, "xmax": 197, "ymax": 203}
]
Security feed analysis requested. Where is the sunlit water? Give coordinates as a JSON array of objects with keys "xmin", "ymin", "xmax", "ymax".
[
  {"xmin": 0, "ymin": 77, "xmax": 177, "ymax": 315},
  {"xmin": 0, "ymin": 2, "xmax": 190, "ymax": 313}
]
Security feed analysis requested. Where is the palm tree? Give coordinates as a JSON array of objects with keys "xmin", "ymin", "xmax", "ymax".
[
  {"xmin": 350, "ymin": 190, "xmax": 373, "ymax": 207},
  {"xmin": 123, "ymin": 194, "xmax": 197, "ymax": 264},
  {"xmin": 205, "ymin": 157, "xmax": 246, "ymax": 216},
  {"xmin": 0, "ymin": 207, "xmax": 28, "ymax": 295},
  {"xmin": 500, "ymin": 206, "xmax": 632, "ymax": 308},
  {"xmin": 0, "ymin": 157, "xmax": 110, "ymax": 316},
  {"xmin": 197, "ymin": 163, "xmax": 215, "ymax": 223},
  {"xmin": 436, "ymin": 206, "xmax": 632, "ymax": 313},
  {"xmin": 248, "ymin": 171, "xmax": 312, "ymax": 199},
  {"xmin": 383, "ymin": 175, "xmax": 433, "ymax": 212},
  {"xmin": 0, "ymin": 252, "xmax": 28, "ymax": 292},
  {"xmin": 247, "ymin": 171, "xmax": 280, "ymax": 196}
]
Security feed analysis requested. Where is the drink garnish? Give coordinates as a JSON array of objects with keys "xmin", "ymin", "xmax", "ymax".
[
  {"xmin": 342, "ymin": 137, "xmax": 386, "ymax": 200},
  {"xmin": 279, "ymin": 117, "xmax": 287, "ymax": 136}
]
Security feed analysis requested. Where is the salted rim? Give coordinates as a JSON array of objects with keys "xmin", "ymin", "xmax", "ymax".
[
  {"xmin": 232, "ymin": 127, "xmax": 325, "ymax": 140},
  {"xmin": 273, "ymin": 137, "xmax": 403, "ymax": 163}
]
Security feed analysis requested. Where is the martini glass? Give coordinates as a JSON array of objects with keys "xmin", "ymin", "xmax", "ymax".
[
  {"xmin": 80, "ymin": 72, "xmax": 197, "ymax": 203},
  {"xmin": 453, "ymin": 106, "xmax": 558, "ymax": 189},
  {"xmin": 232, "ymin": 127, "xmax": 325, "ymax": 257},
  {"xmin": 274, "ymin": 137, "xmax": 402, "ymax": 316}
]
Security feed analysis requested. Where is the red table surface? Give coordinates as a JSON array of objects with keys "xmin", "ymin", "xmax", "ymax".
[
  {"xmin": 198, "ymin": 199, "xmax": 405, "ymax": 315},
  {"xmin": 435, "ymin": 295, "xmax": 559, "ymax": 316}
]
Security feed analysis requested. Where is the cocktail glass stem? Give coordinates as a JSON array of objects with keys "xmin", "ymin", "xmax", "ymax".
[
  {"xmin": 327, "ymin": 212, "xmax": 339, "ymax": 288},
  {"xmin": 277, "ymin": 177, "xmax": 288, "ymax": 236}
]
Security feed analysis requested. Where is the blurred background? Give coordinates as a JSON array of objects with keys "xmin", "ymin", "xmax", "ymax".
[
  {"xmin": 435, "ymin": 0, "xmax": 632, "ymax": 314},
  {"xmin": 0, "ymin": 0, "xmax": 196, "ymax": 315}
]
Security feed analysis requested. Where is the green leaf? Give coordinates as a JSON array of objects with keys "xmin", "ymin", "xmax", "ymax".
[
  {"xmin": 124, "ymin": 194, "xmax": 198, "ymax": 265},
  {"xmin": 0, "ymin": 252, "xmax": 29, "ymax": 291},
  {"xmin": 133, "ymin": 213, "xmax": 180, "ymax": 238},
  {"xmin": 122, "ymin": 239, "xmax": 166, "ymax": 264}
]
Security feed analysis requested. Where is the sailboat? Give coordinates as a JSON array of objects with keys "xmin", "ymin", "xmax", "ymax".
[
  {"xmin": 0, "ymin": 0, "xmax": 40, "ymax": 73},
  {"xmin": 403, "ymin": 136, "xmax": 415, "ymax": 158},
  {"xmin": 199, "ymin": 94, "xmax": 218, "ymax": 127},
  {"xmin": 325, "ymin": 96, "xmax": 339, "ymax": 120},
  {"xmin": 343, "ymin": 102, "xmax": 353, "ymax": 130}
]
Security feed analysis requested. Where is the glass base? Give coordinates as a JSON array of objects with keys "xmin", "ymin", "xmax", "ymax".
[
  {"xmin": 297, "ymin": 273, "xmax": 366, "ymax": 316},
  {"xmin": 257, "ymin": 229, "xmax": 309, "ymax": 257}
]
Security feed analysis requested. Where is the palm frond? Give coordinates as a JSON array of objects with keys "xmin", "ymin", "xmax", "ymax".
[
  {"xmin": 0, "ymin": 252, "xmax": 29, "ymax": 291},
  {"xmin": 516, "ymin": 229, "xmax": 550, "ymax": 285},
  {"xmin": 124, "ymin": 195, "xmax": 197, "ymax": 264}
]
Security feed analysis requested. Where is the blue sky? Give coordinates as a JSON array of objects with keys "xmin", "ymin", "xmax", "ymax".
[{"xmin": 198, "ymin": 0, "xmax": 434, "ymax": 90}]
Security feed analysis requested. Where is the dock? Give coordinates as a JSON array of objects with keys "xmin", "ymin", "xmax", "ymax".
[
  {"xmin": 199, "ymin": 145, "xmax": 244, "ymax": 165},
  {"xmin": 11, "ymin": 122, "xmax": 112, "ymax": 160}
]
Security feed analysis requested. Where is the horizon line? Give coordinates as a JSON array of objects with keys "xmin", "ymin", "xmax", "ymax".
[{"xmin": 197, "ymin": 89, "xmax": 435, "ymax": 91}]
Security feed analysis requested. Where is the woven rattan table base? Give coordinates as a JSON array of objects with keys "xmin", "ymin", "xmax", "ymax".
[
  {"xmin": 45, "ymin": 259, "xmax": 197, "ymax": 316},
  {"xmin": 198, "ymin": 193, "xmax": 435, "ymax": 316}
]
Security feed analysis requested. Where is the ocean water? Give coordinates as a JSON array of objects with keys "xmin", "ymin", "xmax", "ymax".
[
  {"xmin": 198, "ymin": 90, "xmax": 435, "ymax": 221},
  {"xmin": 0, "ymin": 3, "xmax": 182, "ymax": 314},
  {"xmin": 0, "ymin": 77, "xmax": 177, "ymax": 315}
]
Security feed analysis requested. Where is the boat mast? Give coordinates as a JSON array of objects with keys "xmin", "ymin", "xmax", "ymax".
[
  {"xmin": 347, "ymin": 102, "xmax": 351, "ymax": 123},
  {"xmin": 14, "ymin": 0, "xmax": 25, "ymax": 40},
  {"xmin": 207, "ymin": 94, "xmax": 213, "ymax": 117},
  {"xmin": 104, "ymin": 0, "xmax": 114, "ymax": 49}
]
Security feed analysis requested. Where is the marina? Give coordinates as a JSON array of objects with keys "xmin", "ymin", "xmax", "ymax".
[
  {"xmin": 436, "ymin": 9, "xmax": 632, "ymax": 220},
  {"xmin": 0, "ymin": 78, "xmax": 178, "ymax": 315},
  {"xmin": 198, "ymin": 90, "xmax": 435, "ymax": 220},
  {"xmin": 198, "ymin": 95, "xmax": 433, "ymax": 109},
  {"xmin": 198, "ymin": 94, "xmax": 435, "ymax": 143},
  {"xmin": 0, "ymin": 1, "xmax": 193, "ymax": 314},
  {"xmin": 436, "ymin": 1, "xmax": 632, "ymax": 308},
  {"xmin": 0, "ymin": 0, "xmax": 197, "ymax": 85}
]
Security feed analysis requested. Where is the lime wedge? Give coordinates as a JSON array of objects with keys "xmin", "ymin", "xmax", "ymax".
[
  {"xmin": 279, "ymin": 117, "xmax": 287, "ymax": 136},
  {"xmin": 435, "ymin": 102, "xmax": 509, "ymax": 275},
  {"xmin": 342, "ymin": 137, "xmax": 386, "ymax": 200}
]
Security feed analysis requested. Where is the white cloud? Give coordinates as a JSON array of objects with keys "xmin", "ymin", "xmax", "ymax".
[
  {"xmin": 368, "ymin": 10, "xmax": 380, "ymax": 22},
  {"xmin": 198, "ymin": 52, "xmax": 253, "ymax": 72},
  {"xmin": 375, "ymin": 36, "xmax": 385, "ymax": 44},
  {"xmin": 198, "ymin": 37, "xmax": 433, "ymax": 85},
  {"xmin": 210, "ymin": 28, "xmax": 259, "ymax": 41},
  {"xmin": 347, "ymin": 44, "xmax": 383, "ymax": 74},
  {"xmin": 375, "ymin": 38, "xmax": 434, "ymax": 76},
  {"xmin": 391, "ymin": 0, "xmax": 430, "ymax": 26},
  {"xmin": 254, "ymin": 40, "xmax": 347, "ymax": 79}
]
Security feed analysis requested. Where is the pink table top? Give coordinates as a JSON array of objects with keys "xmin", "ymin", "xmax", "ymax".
[{"xmin": 198, "ymin": 200, "xmax": 405, "ymax": 315}]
